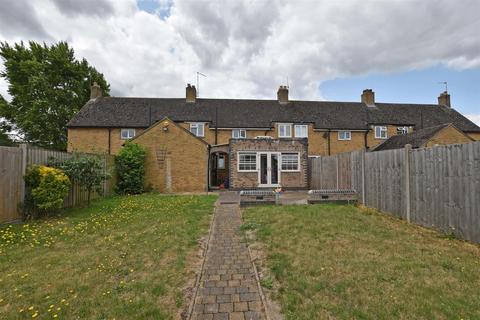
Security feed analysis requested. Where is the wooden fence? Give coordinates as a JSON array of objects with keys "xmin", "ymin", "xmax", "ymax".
[
  {"xmin": 309, "ymin": 141, "xmax": 480, "ymax": 243},
  {"xmin": 0, "ymin": 145, "xmax": 115, "ymax": 223}
]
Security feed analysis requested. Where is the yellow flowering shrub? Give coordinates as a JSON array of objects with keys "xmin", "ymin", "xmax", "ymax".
[{"xmin": 24, "ymin": 165, "xmax": 71, "ymax": 213}]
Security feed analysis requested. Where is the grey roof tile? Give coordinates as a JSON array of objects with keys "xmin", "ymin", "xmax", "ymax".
[{"xmin": 67, "ymin": 97, "xmax": 480, "ymax": 133}]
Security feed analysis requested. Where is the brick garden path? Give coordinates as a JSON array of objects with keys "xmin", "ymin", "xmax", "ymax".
[{"xmin": 190, "ymin": 192, "xmax": 266, "ymax": 320}]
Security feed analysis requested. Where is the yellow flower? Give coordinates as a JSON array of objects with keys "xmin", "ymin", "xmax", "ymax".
[{"xmin": 32, "ymin": 312, "xmax": 38, "ymax": 318}]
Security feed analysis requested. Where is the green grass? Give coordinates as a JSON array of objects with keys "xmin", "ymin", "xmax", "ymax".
[
  {"xmin": 243, "ymin": 204, "xmax": 480, "ymax": 320},
  {"xmin": 0, "ymin": 193, "xmax": 216, "ymax": 319}
]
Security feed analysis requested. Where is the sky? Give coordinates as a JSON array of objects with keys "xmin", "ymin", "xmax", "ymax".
[{"xmin": 0, "ymin": 0, "xmax": 479, "ymax": 126}]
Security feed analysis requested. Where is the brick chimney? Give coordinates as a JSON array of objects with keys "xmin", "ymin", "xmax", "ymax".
[
  {"xmin": 438, "ymin": 91, "xmax": 451, "ymax": 107},
  {"xmin": 90, "ymin": 82, "xmax": 102, "ymax": 100},
  {"xmin": 361, "ymin": 89, "xmax": 375, "ymax": 106},
  {"xmin": 186, "ymin": 83, "xmax": 196, "ymax": 103},
  {"xmin": 277, "ymin": 85, "xmax": 289, "ymax": 104}
]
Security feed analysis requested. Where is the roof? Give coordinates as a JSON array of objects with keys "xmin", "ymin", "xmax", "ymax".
[
  {"xmin": 130, "ymin": 117, "xmax": 208, "ymax": 145},
  {"xmin": 372, "ymin": 123, "xmax": 468, "ymax": 151},
  {"xmin": 67, "ymin": 97, "xmax": 480, "ymax": 133}
]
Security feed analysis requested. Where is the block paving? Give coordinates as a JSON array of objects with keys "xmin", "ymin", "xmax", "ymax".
[{"xmin": 191, "ymin": 194, "xmax": 266, "ymax": 320}]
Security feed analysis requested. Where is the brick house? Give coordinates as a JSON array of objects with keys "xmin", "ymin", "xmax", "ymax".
[{"xmin": 67, "ymin": 83, "xmax": 480, "ymax": 192}]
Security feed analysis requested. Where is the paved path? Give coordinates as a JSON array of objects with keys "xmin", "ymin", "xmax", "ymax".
[{"xmin": 190, "ymin": 192, "xmax": 266, "ymax": 320}]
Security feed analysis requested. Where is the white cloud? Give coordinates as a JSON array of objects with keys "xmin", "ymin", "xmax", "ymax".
[
  {"xmin": 0, "ymin": 0, "xmax": 479, "ymax": 102},
  {"xmin": 466, "ymin": 115, "xmax": 480, "ymax": 127}
]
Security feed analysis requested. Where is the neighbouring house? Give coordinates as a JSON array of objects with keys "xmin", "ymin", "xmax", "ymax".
[
  {"xmin": 67, "ymin": 83, "xmax": 480, "ymax": 192},
  {"xmin": 372, "ymin": 123, "xmax": 474, "ymax": 151}
]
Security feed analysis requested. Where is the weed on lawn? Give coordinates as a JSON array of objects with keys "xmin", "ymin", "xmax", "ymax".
[
  {"xmin": 0, "ymin": 193, "xmax": 216, "ymax": 319},
  {"xmin": 243, "ymin": 204, "xmax": 480, "ymax": 320}
]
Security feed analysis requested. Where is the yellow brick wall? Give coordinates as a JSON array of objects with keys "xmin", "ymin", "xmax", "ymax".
[
  {"xmin": 67, "ymin": 128, "xmax": 110, "ymax": 154},
  {"xmin": 133, "ymin": 119, "xmax": 208, "ymax": 193},
  {"xmin": 330, "ymin": 131, "xmax": 366, "ymax": 155},
  {"xmin": 467, "ymin": 132, "xmax": 480, "ymax": 141},
  {"xmin": 67, "ymin": 128, "xmax": 144, "ymax": 155},
  {"xmin": 425, "ymin": 126, "xmax": 473, "ymax": 147},
  {"xmin": 366, "ymin": 125, "xmax": 411, "ymax": 149}
]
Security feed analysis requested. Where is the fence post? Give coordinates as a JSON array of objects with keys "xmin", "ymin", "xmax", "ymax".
[{"xmin": 404, "ymin": 144, "xmax": 412, "ymax": 222}]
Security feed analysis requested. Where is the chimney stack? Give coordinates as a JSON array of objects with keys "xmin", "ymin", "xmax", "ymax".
[
  {"xmin": 361, "ymin": 89, "xmax": 375, "ymax": 106},
  {"xmin": 438, "ymin": 91, "xmax": 451, "ymax": 108},
  {"xmin": 186, "ymin": 83, "xmax": 196, "ymax": 103},
  {"xmin": 90, "ymin": 82, "xmax": 102, "ymax": 100},
  {"xmin": 277, "ymin": 85, "xmax": 289, "ymax": 104}
]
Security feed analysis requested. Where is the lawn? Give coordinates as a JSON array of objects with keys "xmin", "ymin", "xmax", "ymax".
[
  {"xmin": 0, "ymin": 193, "xmax": 216, "ymax": 319},
  {"xmin": 242, "ymin": 204, "xmax": 480, "ymax": 320}
]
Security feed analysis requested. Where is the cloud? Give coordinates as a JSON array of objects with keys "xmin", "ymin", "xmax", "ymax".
[
  {"xmin": 0, "ymin": 0, "xmax": 479, "ymax": 102},
  {"xmin": 0, "ymin": 0, "xmax": 51, "ymax": 40},
  {"xmin": 50, "ymin": 0, "xmax": 114, "ymax": 17},
  {"xmin": 466, "ymin": 115, "xmax": 480, "ymax": 127}
]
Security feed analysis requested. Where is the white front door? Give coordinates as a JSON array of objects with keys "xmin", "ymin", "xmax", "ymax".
[{"xmin": 258, "ymin": 152, "xmax": 280, "ymax": 187}]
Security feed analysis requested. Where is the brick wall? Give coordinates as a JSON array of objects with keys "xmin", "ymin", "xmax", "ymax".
[
  {"xmin": 425, "ymin": 125, "xmax": 473, "ymax": 147},
  {"xmin": 133, "ymin": 119, "xmax": 208, "ymax": 193},
  {"xmin": 229, "ymin": 138, "xmax": 308, "ymax": 189},
  {"xmin": 67, "ymin": 128, "xmax": 145, "ymax": 154},
  {"xmin": 467, "ymin": 132, "xmax": 480, "ymax": 141}
]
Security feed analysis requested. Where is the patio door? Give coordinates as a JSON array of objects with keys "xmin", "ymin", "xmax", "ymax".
[{"xmin": 258, "ymin": 152, "xmax": 280, "ymax": 187}]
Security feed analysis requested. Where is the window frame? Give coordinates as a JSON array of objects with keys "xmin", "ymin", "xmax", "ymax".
[
  {"xmin": 278, "ymin": 123, "xmax": 292, "ymax": 138},
  {"xmin": 338, "ymin": 130, "xmax": 352, "ymax": 141},
  {"xmin": 374, "ymin": 126, "xmax": 388, "ymax": 139},
  {"xmin": 280, "ymin": 152, "xmax": 300, "ymax": 172},
  {"xmin": 237, "ymin": 152, "xmax": 257, "ymax": 172},
  {"xmin": 294, "ymin": 125, "xmax": 308, "ymax": 138},
  {"xmin": 396, "ymin": 126, "xmax": 409, "ymax": 135},
  {"xmin": 217, "ymin": 154, "xmax": 225, "ymax": 169},
  {"xmin": 120, "ymin": 128, "xmax": 136, "ymax": 140},
  {"xmin": 189, "ymin": 122, "xmax": 205, "ymax": 137},
  {"xmin": 232, "ymin": 129, "xmax": 247, "ymax": 139}
]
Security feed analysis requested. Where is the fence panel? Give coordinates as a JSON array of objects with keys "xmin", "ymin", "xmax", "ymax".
[
  {"xmin": 308, "ymin": 141, "xmax": 480, "ymax": 243},
  {"xmin": 0, "ymin": 145, "xmax": 115, "ymax": 223},
  {"xmin": 0, "ymin": 147, "xmax": 23, "ymax": 222}
]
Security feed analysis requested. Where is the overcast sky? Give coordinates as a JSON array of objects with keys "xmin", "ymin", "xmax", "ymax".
[{"xmin": 0, "ymin": 0, "xmax": 479, "ymax": 125}]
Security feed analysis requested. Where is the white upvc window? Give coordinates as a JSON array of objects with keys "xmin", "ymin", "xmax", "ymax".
[
  {"xmin": 190, "ymin": 123, "xmax": 205, "ymax": 137},
  {"xmin": 397, "ymin": 126, "xmax": 409, "ymax": 135},
  {"xmin": 338, "ymin": 131, "xmax": 351, "ymax": 141},
  {"xmin": 278, "ymin": 123, "xmax": 292, "ymax": 138},
  {"xmin": 232, "ymin": 129, "xmax": 246, "ymax": 139},
  {"xmin": 375, "ymin": 126, "xmax": 388, "ymax": 139},
  {"xmin": 238, "ymin": 152, "xmax": 257, "ymax": 172},
  {"xmin": 294, "ymin": 125, "xmax": 308, "ymax": 138},
  {"xmin": 281, "ymin": 153, "xmax": 300, "ymax": 171},
  {"xmin": 120, "ymin": 128, "xmax": 135, "ymax": 140}
]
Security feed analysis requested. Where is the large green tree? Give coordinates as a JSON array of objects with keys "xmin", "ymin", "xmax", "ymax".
[
  {"xmin": 0, "ymin": 95, "xmax": 14, "ymax": 146},
  {"xmin": 0, "ymin": 41, "xmax": 110, "ymax": 150}
]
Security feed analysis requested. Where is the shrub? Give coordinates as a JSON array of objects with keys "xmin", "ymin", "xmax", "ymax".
[
  {"xmin": 115, "ymin": 142, "xmax": 146, "ymax": 194},
  {"xmin": 51, "ymin": 153, "xmax": 110, "ymax": 205},
  {"xmin": 24, "ymin": 165, "xmax": 71, "ymax": 216}
]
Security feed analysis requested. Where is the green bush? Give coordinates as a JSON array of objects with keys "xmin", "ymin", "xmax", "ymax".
[
  {"xmin": 115, "ymin": 142, "xmax": 146, "ymax": 194},
  {"xmin": 24, "ymin": 165, "xmax": 71, "ymax": 216},
  {"xmin": 50, "ymin": 153, "xmax": 110, "ymax": 205}
]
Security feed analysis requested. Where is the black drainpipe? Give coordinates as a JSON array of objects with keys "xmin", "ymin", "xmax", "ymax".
[
  {"xmin": 207, "ymin": 145, "xmax": 211, "ymax": 192},
  {"xmin": 364, "ymin": 129, "xmax": 369, "ymax": 150}
]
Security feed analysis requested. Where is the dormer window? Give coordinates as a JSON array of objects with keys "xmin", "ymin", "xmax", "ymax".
[
  {"xmin": 190, "ymin": 123, "xmax": 205, "ymax": 137},
  {"xmin": 278, "ymin": 123, "xmax": 292, "ymax": 138},
  {"xmin": 120, "ymin": 128, "xmax": 135, "ymax": 140}
]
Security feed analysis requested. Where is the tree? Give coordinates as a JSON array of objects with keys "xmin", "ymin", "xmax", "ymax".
[
  {"xmin": 0, "ymin": 96, "xmax": 14, "ymax": 146},
  {"xmin": 115, "ymin": 143, "xmax": 146, "ymax": 195},
  {"xmin": 52, "ymin": 153, "xmax": 110, "ymax": 206},
  {"xmin": 0, "ymin": 41, "xmax": 110, "ymax": 150}
]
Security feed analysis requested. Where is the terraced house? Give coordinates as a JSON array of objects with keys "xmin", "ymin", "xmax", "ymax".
[{"xmin": 68, "ymin": 83, "xmax": 480, "ymax": 192}]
